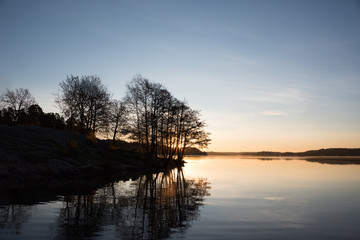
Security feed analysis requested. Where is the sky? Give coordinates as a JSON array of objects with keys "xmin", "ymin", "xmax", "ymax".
[{"xmin": 1, "ymin": 0, "xmax": 360, "ymax": 152}]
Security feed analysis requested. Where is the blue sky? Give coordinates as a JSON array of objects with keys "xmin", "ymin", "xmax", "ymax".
[{"xmin": 1, "ymin": 0, "xmax": 359, "ymax": 151}]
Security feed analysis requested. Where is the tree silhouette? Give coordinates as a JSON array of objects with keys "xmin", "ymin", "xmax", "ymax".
[
  {"xmin": 0, "ymin": 88, "xmax": 36, "ymax": 123},
  {"xmin": 125, "ymin": 75, "xmax": 210, "ymax": 163},
  {"xmin": 25, "ymin": 104, "xmax": 44, "ymax": 125},
  {"xmin": 109, "ymin": 99, "xmax": 129, "ymax": 143},
  {"xmin": 56, "ymin": 75, "xmax": 111, "ymax": 134}
]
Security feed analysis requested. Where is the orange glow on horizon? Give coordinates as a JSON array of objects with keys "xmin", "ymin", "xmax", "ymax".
[{"xmin": 205, "ymin": 129, "xmax": 360, "ymax": 153}]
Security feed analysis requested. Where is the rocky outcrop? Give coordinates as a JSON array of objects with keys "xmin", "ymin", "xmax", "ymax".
[{"xmin": 0, "ymin": 125, "xmax": 145, "ymax": 183}]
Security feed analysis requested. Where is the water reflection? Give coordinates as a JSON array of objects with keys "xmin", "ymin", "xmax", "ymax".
[
  {"xmin": 2, "ymin": 156, "xmax": 360, "ymax": 239},
  {"xmin": 256, "ymin": 157, "xmax": 360, "ymax": 164},
  {"xmin": 0, "ymin": 205, "xmax": 33, "ymax": 235},
  {"xmin": 54, "ymin": 167, "xmax": 210, "ymax": 239}
]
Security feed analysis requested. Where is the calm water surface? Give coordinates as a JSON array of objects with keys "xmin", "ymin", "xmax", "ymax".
[{"xmin": 1, "ymin": 155, "xmax": 360, "ymax": 239}]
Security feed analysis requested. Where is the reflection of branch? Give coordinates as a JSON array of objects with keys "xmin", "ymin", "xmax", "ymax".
[
  {"xmin": 132, "ymin": 175, "xmax": 143, "ymax": 238},
  {"xmin": 129, "ymin": 167, "xmax": 210, "ymax": 239},
  {"xmin": 52, "ymin": 167, "xmax": 210, "ymax": 240},
  {"xmin": 0, "ymin": 205, "xmax": 33, "ymax": 235}
]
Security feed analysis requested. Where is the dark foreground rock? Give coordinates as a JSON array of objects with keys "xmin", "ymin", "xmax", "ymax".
[{"xmin": 0, "ymin": 125, "xmax": 147, "ymax": 184}]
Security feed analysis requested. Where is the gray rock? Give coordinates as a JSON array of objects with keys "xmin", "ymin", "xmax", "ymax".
[{"xmin": 47, "ymin": 159, "xmax": 76, "ymax": 175}]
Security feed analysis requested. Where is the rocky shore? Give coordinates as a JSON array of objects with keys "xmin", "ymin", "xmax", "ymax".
[{"xmin": 0, "ymin": 125, "xmax": 147, "ymax": 185}]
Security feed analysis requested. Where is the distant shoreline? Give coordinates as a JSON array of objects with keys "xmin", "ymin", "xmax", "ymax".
[{"xmin": 207, "ymin": 148, "xmax": 360, "ymax": 157}]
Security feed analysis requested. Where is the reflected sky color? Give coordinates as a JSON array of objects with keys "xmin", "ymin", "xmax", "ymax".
[
  {"xmin": 182, "ymin": 156, "xmax": 360, "ymax": 239},
  {"xmin": 184, "ymin": 156, "xmax": 360, "ymax": 199},
  {"xmin": 1, "ymin": 0, "xmax": 360, "ymax": 151},
  {"xmin": 1, "ymin": 156, "xmax": 360, "ymax": 239}
]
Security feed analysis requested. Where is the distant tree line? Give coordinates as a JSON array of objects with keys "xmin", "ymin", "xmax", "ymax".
[
  {"xmin": 0, "ymin": 88, "xmax": 66, "ymax": 129},
  {"xmin": 0, "ymin": 75, "xmax": 210, "ymax": 162},
  {"xmin": 235, "ymin": 148, "xmax": 360, "ymax": 156}
]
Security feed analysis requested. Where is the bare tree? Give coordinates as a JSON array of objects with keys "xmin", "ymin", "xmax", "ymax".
[
  {"xmin": 174, "ymin": 108, "xmax": 210, "ymax": 160},
  {"xmin": 109, "ymin": 99, "xmax": 128, "ymax": 143},
  {"xmin": 56, "ymin": 75, "xmax": 111, "ymax": 134},
  {"xmin": 82, "ymin": 76, "xmax": 111, "ymax": 133},
  {"xmin": 0, "ymin": 88, "xmax": 36, "ymax": 123},
  {"xmin": 55, "ymin": 75, "xmax": 83, "ymax": 128},
  {"xmin": 125, "ymin": 75, "xmax": 210, "ymax": 162},
  {"xmin": 125, "ymin": 75, "xmax": 171, "ymax": 159}
]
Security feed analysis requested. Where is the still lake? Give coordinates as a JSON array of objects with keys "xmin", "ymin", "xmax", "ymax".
[{"xmin": 1, "ymin": 155, "xmax": 360, "ymax": 239}]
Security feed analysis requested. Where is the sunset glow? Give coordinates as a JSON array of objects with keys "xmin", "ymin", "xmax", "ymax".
[{"xmin": 1, "ymin": 0, "xmax": 359, "ymax": 152}]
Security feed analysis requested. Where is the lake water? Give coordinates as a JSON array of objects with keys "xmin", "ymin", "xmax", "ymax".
[{"xmin": 1, "ymin": 155, "xmax": 360, "ymax": 239}]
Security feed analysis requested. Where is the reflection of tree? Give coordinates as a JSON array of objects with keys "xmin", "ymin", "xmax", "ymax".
[
  {"xmin": 55, "ymin": 193, "xmax": 107, "ymax": 239},
  {"xmin": 54, "ymin": 168, "xmax": 210, "ymax": 239},
  {"xmin": 0, "ymin": 205, "xmax": 33, "ymax": 236},
  {"xmin": 126, "ymin": 168, "xmax": 210, "ymax": 240}
]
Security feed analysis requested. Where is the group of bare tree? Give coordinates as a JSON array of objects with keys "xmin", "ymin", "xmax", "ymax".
[
  {"xmin": 0, "ymin": 88, "xmax": 36, "ymax": 123},
  {"xmin": 1, "ymin": 74, "xmax": 210, "ymax": 161},
  {"xmin": 0, "ymin": 88, "xmax": 65, "ymax": 129},
  {"xmin": 125, "ymin": 75, "xmax": 210, "ymax": 161},
  {"xmin": 54, "ymin": 75, "xmax": 129, "ymax": 142},
  {"xmin": 55, "ymin": 75, "xmax": 112, "ymax": 134}
]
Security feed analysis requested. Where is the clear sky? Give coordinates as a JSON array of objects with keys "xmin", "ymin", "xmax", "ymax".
[{"xmin": 1, "ymin": 0, "xmax": 359, "ymax": 152}]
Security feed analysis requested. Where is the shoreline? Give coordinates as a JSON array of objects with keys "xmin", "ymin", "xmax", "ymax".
[
  {"xmin": 0, "ymin": 125, "xmax": 184, "ymax": 185},
  {"xmin": 207, "ymin": 148, "xmax": 360, "ymax": 157}
]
